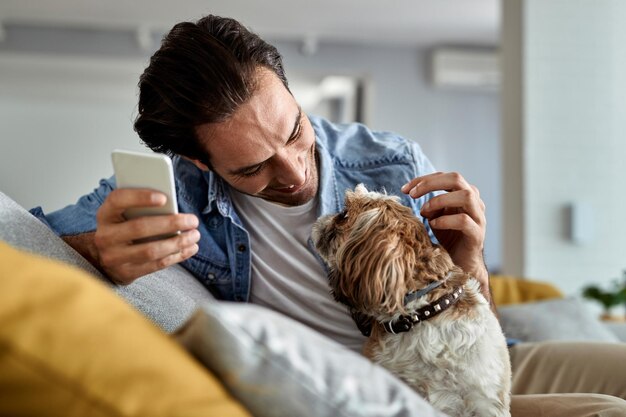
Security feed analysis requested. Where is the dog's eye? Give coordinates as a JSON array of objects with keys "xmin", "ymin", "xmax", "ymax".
[{"xmin": 336, "ymin": 209, "xmax": 349, "ymax": 222}]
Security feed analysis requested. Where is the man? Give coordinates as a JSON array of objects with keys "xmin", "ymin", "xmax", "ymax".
[{"xmin": 36, "ymin": 14, "xmax": 626, "ymax": 417}]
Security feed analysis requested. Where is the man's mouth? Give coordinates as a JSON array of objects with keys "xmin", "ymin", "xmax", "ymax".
[
  {"xmin": 273, "ymin": 168, "xmax": 308, "ymax": 194},
  {"xmin": 275, "ymin": 183, "xmax": 303, "ymax": 194}
]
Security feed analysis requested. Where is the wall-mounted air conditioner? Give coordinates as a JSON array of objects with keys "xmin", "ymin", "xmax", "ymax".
[{"xmin": 430, "ymin": 48, "xmax": 500, "ymax": 91}]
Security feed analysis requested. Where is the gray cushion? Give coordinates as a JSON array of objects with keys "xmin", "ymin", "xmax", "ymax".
[
  {"xmin": 0, "ymin": 190, "xmax": 213, "ymax": 333},
  {"xmin": 604, "ymin": 322, "xmax": 626, "ymax": 342},
  {"xmin": 178, "ymin": 301, "xmax": 449, "ymax": 417},
  {"xmin": 498, "ymin": 297, "xmax": 620, "ymax": 343},
  {"xmin": 0, "ymin": 191, "xmax": 103, "ymax": 277}
]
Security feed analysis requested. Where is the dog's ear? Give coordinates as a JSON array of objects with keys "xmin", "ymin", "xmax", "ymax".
[
  {"xmin": 332, "ymin": 208, "xmax": 411, "ymax": 315},
  {"xmin": 354, "ymin": 183, "xmax": 368, "ymax": 194},
  {"xmin": 327, "ymin": 268, "xmax": 353, "ymax": 307},
  {"xmin": 409, "ymin": 219, "xmax": 458, "ymax": 285}
]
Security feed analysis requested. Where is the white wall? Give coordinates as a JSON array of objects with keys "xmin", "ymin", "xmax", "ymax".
[
  {"xmin": 0, "ymin": 32, "xmax": 502, "ymax": 271},
  {"xmin": 0, "ymin": 54, "xmax": 147, "ymax": 211},
  {"xmin": 276, "ymin": 41, "xmax": 502, "ymax": 271},
  {"xmin": 502, "ymin": 0, "xmax": 626, "ymax": 297}
]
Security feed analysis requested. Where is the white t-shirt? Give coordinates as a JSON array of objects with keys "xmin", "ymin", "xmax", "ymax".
[{"xmin": 229, "ymin": 189, "xmax": 367, "ymax": 352}]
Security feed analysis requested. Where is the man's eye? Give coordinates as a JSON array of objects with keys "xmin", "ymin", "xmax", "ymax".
[
  {"xmin": 288, "ymin": 121, "xmax": 303, "ymax": 144},
  {"xmin": 240, "ymin": 164, "xmax": 265, "ymax": 177}
]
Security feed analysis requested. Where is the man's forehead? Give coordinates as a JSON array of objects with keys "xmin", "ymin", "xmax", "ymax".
[
  {"xmin": 196, "ymin": 97, "xmax": 300, "ymax": 172},
  {"xmin": 201, "ymin": 73, "xmax": 295, "ymax": 136}
]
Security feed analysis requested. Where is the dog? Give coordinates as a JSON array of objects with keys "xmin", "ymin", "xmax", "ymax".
[{"xmin": 311, "ymin": 184, "xmax": 511, "ymax": 417}]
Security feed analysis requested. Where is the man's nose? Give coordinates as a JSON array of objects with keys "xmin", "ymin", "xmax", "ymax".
[{"xmin": 274, "ymin": 152, "xmax": 306, "ymax": 186}]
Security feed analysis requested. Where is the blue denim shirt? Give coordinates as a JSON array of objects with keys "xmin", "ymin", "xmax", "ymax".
[{"xmin": 33, "ymin": 116, "xmax": 439, "ymax": 302}]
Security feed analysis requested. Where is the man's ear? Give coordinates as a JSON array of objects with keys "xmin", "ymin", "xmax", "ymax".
[{"xmin": 182, "ymin": 156, "xmax": 211, "ymax": 172}]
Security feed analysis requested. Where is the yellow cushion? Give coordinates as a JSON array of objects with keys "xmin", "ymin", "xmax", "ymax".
[
  {"xmin": 0, "ymin": 241, "xmax": 250, "ymax": 417},
  {"xmin": 491, "ymin": 274, "xmax": 564, "ymax": 306}
]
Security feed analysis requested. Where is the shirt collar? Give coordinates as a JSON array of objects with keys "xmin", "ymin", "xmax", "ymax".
[
  {"xmin": 202, "ymin": 169, "xmax": 221, "ymax": 214},
  {"xmin": 193, "ymin": 116, "xmax": 338, "ymax": 217},
  {"xmin": 313, "ymin": 124, "xmax": 341, "ymax": 217}
]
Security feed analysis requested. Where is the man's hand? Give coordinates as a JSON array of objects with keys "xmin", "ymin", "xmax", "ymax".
[
  {"xmin": 402, "ymin": 172, "xmax": 490, "ymax": 301},
  {"xmin": 92, "ymin": 189, "xmax": 200, "ymax": 285}
]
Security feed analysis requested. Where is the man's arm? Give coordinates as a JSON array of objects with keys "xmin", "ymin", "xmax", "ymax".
[
  {"xmin": 473, "ymin": 257, "xmax": 498, "ymax": 313},
  {"xmin": 59, "ymin": 189, "xmax": 200, "ymax": 285},
  {"xmin": 62, "ymin": 232, "xmax": 101, "ymax": 271},
  {"xmin": 487, "ymin": 277, "xmax": 500, "ymax": 318},
  {"xmin": 402, "ymin": 172, "xmax": 495, "ymax": 311}
]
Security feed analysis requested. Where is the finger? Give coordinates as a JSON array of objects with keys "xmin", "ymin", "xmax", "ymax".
[
  {"xmin": 470, "ymin": 184, "xmax": 486, "ymax": 212},
  {"xmin": 421, "ymin": 189, "xmax": 485, "ymax": 225},
  {"xmin": 99, "ymin": 189, "xmax": 167, "ymax": 223},
  {"xmin": 98, "ymin": 229, "xmax": 201, "ymax": 267},
  {"xmin": 98, "ymin": 189, "xmax": 167, "ymax": 224},
  {"xmin": 470, "ymin": 184, "xmax": 481, "ymax": 198},
  {"xmin": 407, "ymin": 172, "xmax": 470, "ymax": 199},
  {"xmin": 109, "ymin": 244, "xmax": 200, "ymax": 285},
  {"xmin": 401, "ymin": 177, "xmax": 423, "ymax": 194},
  {"xmin": 400, "ymin": 171, "xmax": 449, "ymax": 194},
  {"xmin": 97, "ymin": 213, "xmax": 199, "ymax": 246},
  {"xmin": 429, "ymin": 213, "xmax": 484, "ymax": 243},
  {"xmin": 471, "ymin": 185, "xmax": 487, "ymax": 213}
]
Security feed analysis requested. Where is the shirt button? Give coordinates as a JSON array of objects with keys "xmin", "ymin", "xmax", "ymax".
[
  {"xmin": 208, "ymin": 217, "xmax": 222, "ymax": 228},
  {"xmin": 207, "ymin": 273, "xmax": 216, "ymax": 281},
  {"xmin": 237, "ymin": 244, "xmax": 247, "ymax": 252}
]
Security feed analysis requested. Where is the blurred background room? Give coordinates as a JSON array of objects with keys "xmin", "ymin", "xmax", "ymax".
[{"xmin": 1, "ymin": 0, "xmax": 624, "ymax": 316}]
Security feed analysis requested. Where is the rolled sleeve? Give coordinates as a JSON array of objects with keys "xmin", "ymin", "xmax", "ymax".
[
  {"xmin": 406, "ymin": 141, "xmax": 442, "ymax": 244},
  {"xmin": 30, "ymin": 177, "xmax": 116, "ymax": 237}
]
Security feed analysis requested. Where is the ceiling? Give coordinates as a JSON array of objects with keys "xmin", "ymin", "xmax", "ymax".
[{"xmin": 0, "ymin": 0, "xmax": 500, "ymax": 47}]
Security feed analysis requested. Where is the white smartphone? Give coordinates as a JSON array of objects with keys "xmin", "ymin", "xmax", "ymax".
[{"xmin": 111, "ymin": 149, "xmax": 179, "ymax": 220}]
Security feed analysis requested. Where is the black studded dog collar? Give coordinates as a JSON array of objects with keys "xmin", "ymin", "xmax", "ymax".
[{"xmin": 382, "ymin": 286, "xmax": 464, "ymax": 334}]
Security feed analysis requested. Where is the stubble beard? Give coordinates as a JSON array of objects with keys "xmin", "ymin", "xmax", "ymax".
[{"xmin": 251, "ymin": 145, "xmax": 319, "ymax": 207}]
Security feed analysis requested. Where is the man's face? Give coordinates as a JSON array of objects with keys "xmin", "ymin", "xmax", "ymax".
[{"xmin": 194, "ymin": 69, "xmax": 318, "ymax": 206}]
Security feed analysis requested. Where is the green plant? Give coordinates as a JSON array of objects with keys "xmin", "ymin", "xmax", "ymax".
[{"xmin": 582, "ymin": 272, "xmax": 626, "ymax": 315}]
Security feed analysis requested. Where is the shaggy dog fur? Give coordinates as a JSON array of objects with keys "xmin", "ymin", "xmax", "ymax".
[{"xmin": 311, "ymin": 184, "xmax": 511, "ymax": 417}]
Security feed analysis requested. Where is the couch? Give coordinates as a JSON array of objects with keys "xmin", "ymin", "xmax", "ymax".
[{"xmin": 1, "ymin": 190, "xmax": 623, "ymax": 417}]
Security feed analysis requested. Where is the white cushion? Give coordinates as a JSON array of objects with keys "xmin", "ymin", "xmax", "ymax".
[
  {"xmin": 179, "ymin": 301, "xmax": 449, "ymax": 417},
  {"xmin": 498, "ymin": 297, "xmax": 620, "ymax": 343},
  {"xmin": 604, "ymin": 322, "xmax": 626, "ymax": 342}
]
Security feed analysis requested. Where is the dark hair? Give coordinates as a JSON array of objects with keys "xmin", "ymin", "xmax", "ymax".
[{"xmin": 134, "ymin": 15, "xmax": 289, "ymax": 163}]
